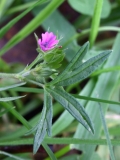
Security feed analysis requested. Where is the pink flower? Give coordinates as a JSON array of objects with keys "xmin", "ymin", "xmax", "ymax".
[{"xmin": 38, "ymin": 32, "xmax": 59, "ymax": 52}]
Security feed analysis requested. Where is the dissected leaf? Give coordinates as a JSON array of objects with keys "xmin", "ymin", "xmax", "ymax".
[
  {"xmin": 33, "ymin": 88, "xmax": 53, "ymax": 154},
  {"xmin": 0, "ymin": 95, "xmax": 26, "ymax": 102},
  {"xmin": 33, "ymin": 105, "xmax": 47, "ymax": 154},
  {"xmin": 48, "ymin": 41, "xmax": 89, "ymax": 85},
  {"xmin": 46, "ymin": 87, "xmax": 94, "ymax": 134},
  {"xmin": 44, "ymin": 88, "xmax": 53, "ymax": 136},
  {"xmin": 73, "ymin": 33, "xmax": 120, "ymax": 159},
  {"xmin": 25, "ymin": 124, "xmax": 38, "ymax": 136},
  {"xmin": 53, "ymin": 50, "xmax": 111, "ymax": 86},
  {"xmin": 0, "ymin": 82, "xmax": 26, "ymax": 91}
]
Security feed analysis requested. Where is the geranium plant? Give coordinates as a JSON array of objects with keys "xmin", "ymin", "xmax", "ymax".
[{"xmin": 0, "ymin": 31, "xmax": 111, "ymax": 154}]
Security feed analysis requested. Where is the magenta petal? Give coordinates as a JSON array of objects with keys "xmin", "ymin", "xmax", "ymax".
[
  {"xmin": 41, "ymin": 46, "xmax": 47, "ymax": 51},
  {"xmin": 38, "ymin": 39, "xmax": 42, "ymax": 45},
  {"xmin": 48, "ymin": 32, "xmax": 54, "ymax": 39},
  {"xmin": 38, "ymin": 31, "xmax": 59, "ymax": 52},
  {"xmin": 48, "ymin": 39, "xmax": 59, "ymax": 47},
  {"xmin": 41, "ymin": 32, "xmax": 48, "ymax": 43}
]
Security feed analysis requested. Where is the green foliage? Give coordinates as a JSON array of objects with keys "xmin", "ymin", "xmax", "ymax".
[
  {"xmin": 0, "ymin": 82, "xmax": 26, "ymax": 91},
  {"xmin": 0, "ymin": 95, "xmax": 25, "ymax": 102},
  {"xmin": 0, "ymin": 0, "xmax": 49, "ymax": 38},
  {"xmin": 68, "ymin": 0, "xmax": 111, "ymax": 18},
  {"xmin": 48, "ymin": 41, "xmax": 90, "ymax": 85},
  {"xmin": 0, "ymin": 0, "xmax": 14, "ymax": 17},
  {"xmin": 49, "ymin": 49, "xmax": 111, "ymax": 86},
  {"xmin": 46, "ymin": 86, "xmax": 94, "ymax": 133},
  {"xmin": 98, "ymin": 103, "xmax": 116, "ymax": 160},
  {"xmin": 44, "ymin": 49, "xmax": 65, "ymax": 69},
  {"xmin": 0, "ymin": 0, "xmax": 120, "ymax": 159}
]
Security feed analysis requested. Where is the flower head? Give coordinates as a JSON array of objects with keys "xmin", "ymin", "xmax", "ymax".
[{"xmin": 38, "ymin": 32, "xmax": 59, "ymax": 52}]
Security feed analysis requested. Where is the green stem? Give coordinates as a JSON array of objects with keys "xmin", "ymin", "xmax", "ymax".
[
  {"xmin": 26, "ymin": 79, "xmax": 44, "ymax": 88},
  {"xmin": 63, "ymin": 26, "xmax": 120, "ymax": 47},
  {"xmin": 89, "ymin": 0, "xmax": 103, "ymax": 47},
  {"xmin": 0, "ymin": 102, "xmax": 31, "ymax": 129},
  {"xmin": 0, "ymin": 73, "xmax": 16, "ymax": 79},
  {"xmin": 25, "ymin": 54, "xmax": 43, "ymax": 71}
]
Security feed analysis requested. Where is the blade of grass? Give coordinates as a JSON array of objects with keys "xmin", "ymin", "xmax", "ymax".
[
  {"xmin": 9, "ymin": 90, "xmax": 23, "ymax": 110},
  {"xmin": 6, "ymin": 1, "xmax": 37, "ymax": 14},
  {"xmin": 72, "ymin": 94, "xmax": 120, "ymax": 106},
  {"xmin": 0, "ymin": 0, "xmax": 64, "ymax": 56},
  {"xmin": 0, "ymin": 95, "xmax": 25, "ymax": 102},
  {"xmin": 10, "ymin": 87, "xmax": 43, "ymax": 93},
  {"xmin": 0, "ymin": 0, "xmax": 14, "ymax": 16},
  {"xmin": 52, "ymin": 79, "xmax": 96, "ymax": 136},
  {"xmin": 0, "ymin": 151, "xmax": 27, "ymax": 160},
  {"xmin": 89, "ymin": 0, "xmax": 103, "ymax": 47},
  {"xmin": 0, "ymin": 102, "xmax": 57, "ymax": 159},
  {"xmin": 1, "ymin": 137, "xmax": 120, "ymax": 146},
  {"xmin": 73, "ymin": 33, "xmax": 120, "ymax": 160},
  {"xmin": 0, "ymin": 82, "xmax": 26, "ymax": 91},
  {"xmin": 0, "ymin": 0, "xmax": 50, "ymax": 38},
  {"xmin": 42, "ymin": 142, "xmax": 57, "ymax": 160},
  {"xmin": 98, "ymin": 103, "xmax": 116, "ymax": 160},
  {"xmin": 91, "ymin": 65, "xmax": 120, "ymax": 76},
  {"xmin": 64, "ymin": 26, "xmax": 120, "ymax": 48}
]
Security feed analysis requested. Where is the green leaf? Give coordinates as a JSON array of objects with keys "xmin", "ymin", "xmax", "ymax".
[
  {"xmin": 53, "ymin": 50, "xmax": 111, "ymax": 86},
  {"xmin": 0, "ymin": 95, "xmax": 26, "ymax": 102},
  {"xmin": 73, "ymin": 33, "xmax": 120, "ymax": 160},
  {"xmin": 0, "ymin": 82, "xmax": 26, "ymax": 91},
  {"xmin": 0, "ymin": 102, "xmax": 56, "ymax": 159},
  {"xmin": 1, "ymin": 137, "xmax": 120, "ymax": 146},
  {"xmin": 98, "ymin": 103, "xmax": 116, "ymax": 160},
  {"xmin": 0, "ymin": 151, "xmax": 26, "ymax": 160},
  {"xmin": 48, "ymin": 41, "xmax": 89, "ymax": 86},
  {"xmin": 0, "ymin": 107, "xmax": 14, "ymax": 117},
  {"xmin": 49, "ymin": 63, "xmax": 62, "ymax": 69},
  {"xmin": 49, "ymin": 53, "xmax": 64, "ymax": 64},
  {"xmin": 91, "ymin": 65, "xmax": 120, "ymax": 76},
  {"xmin": 72, "ymin": 94, "xmax": 120, "ymax": 106},
  {"xmin": 0, "ymin": 0, "xmax": 14, "ymax": 17},
  {"xmin": 68, "ymin": 0, "xmax": 111, "ymax": 18},
  {"xmin": 46, "ymin": 87, "xmax": 94, "ymax": 134},
  {"xmin": 10, "ymin": 87, "xmax": 43, "ymax": 93},
  {"xmin": 44, "ymin": 88, "xmax": 53, "ymax": 137},
  {"xmin": 42, "ymin": 142, "xmax": 57, "ymax": 160},
  {"xmin": 63, "ymin": 41, "xmax": 89, "ymax": 71},
  {"xmin": 44, "ymin": 52, "xmax": 56, "ymax": 62},
  {"xmin": 33, "ymin": 105, "xmax": 47, "ymax": 154},
  {"xmin": 89, "ymin": 0, "xmax": 103, "ymax": 47},
  {"xmin": 90, "ymin": 152, "xmax": 102, "ymax": 160},
  {"xmin": 46, "ymin": 52, "xmax": 65, "ymax": 69},
  {"xmin": 33, "ymin": 88, "xmax": 53, "ymax": 154},
  {"xmin": 25, "ymin": 124, "xmax": 38, "ymax": 136}
]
